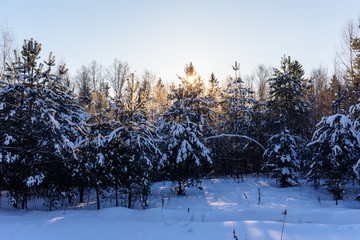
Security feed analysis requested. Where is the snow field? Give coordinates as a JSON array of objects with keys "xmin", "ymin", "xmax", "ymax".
[{"xmin": 1, "ymin": 177, "xmax": 360, "ymax": 240}]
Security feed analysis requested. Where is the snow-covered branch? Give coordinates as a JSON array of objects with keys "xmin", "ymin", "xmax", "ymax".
[{"xmin": 204, "ymin": 134, "xmax": 265, "ymax": 151}]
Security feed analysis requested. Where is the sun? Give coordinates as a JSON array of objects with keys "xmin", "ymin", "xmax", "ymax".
[{"xmin": 187, "ymin": 75, "xmax": 195, "ymax": 84}]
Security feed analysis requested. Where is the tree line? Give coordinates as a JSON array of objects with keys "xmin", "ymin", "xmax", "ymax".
[{"xmin": 1, "ymin": 19, "xmax": 360, "ymax": 209}]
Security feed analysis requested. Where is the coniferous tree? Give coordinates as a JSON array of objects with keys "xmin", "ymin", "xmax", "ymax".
[
  {"xmin": 266, "ymin": 56, "xmax": 311, "ymax": 138},
  {"xmin": 206, "ymin": 72, "xmax": 220, "ymax": 126},
  {"xmin": 0, "ymin": 39, "xmax": 87, "ymax": 209},
  {"xmin": 138, "ymin": 71, "xmax": 154, "ymax": 119},
  {"xmin": 263, "ymin": 129, "xmax": 301, "ymax": 187},
  {"xmin": 215, "ymin": 64, "xmax": 259, "ymax": 176},
  {"xmin": 160, "ymin": 63, "xmax": 212, "ymax": 195},
  {"xmin": 107, "ymin": 73, "xmax": 160, "ymax": 208},
  {"xmin": 329, "ymin": 74, "xmax": 347, "ymax": 114},
  {"xmin": 308, "ymin": 114, "xmax": 360, "ymax": 203},
  {"xmin": 208, "ymin": 72, "xmax": 220, "ymax": 100},
  {"xmin": 79, "ymin": 91, "xmax": 112, "ymax": 210}
]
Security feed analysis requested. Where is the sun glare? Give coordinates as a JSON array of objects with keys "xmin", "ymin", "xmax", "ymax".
[{"xmin": 188, "ymin": 75, "xmax": 195, "ymax": 84}]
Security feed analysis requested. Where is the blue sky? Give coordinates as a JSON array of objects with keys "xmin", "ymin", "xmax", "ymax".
[{"xmin": 1, "ymin": 0, "xmax": 360, "ymax": 84}]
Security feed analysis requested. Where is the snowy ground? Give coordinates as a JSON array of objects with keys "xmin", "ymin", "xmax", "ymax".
[{"xmin": 1, "ymin": 177, "xmax": 360, "ymax": 240}]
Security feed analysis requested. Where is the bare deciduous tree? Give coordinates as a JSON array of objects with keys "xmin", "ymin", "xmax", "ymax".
[
  {"xmin": 151, "ymin": 78, "xmax": 168, "ymax": 116},
  {"xmin": 142, "ymin": 70, "xmax": 156, "ymax": 86},
  {"xmin": 107, "ymin": 59, "xmax": 130, "ymax": 100},
  {"xmin": 74, "ymin": 65, "xmax": 92, "ymax": 104},
  {"xmin": 141, "ymin": 70, "xmax": 156, "ymax": 100},
  {"xmin": 88, "ymin": 60, "xmax": 105, "ymax": 93},
  {"xmin": 335, "ymin": 17, "xmax": 360, "ymax": 110},
  {"xmin": 243, "ymin": 74, "xmax": 255, "ymax": 91},
  {"xmin": 0, "ymin": 25, "xmax": 15, "ymax": 77},
  {"xmin": 309, "ymin": 66, "xmax": 331, "ymax": 124},
  {"xmin": 222, "ymin": 75, "xmax": 234, "ymax": 89},
  {"xmin": 336, "ymin": 18, "xmax": 359, "ymax": 81},
  {"xmin": 254, "ymin": 64, "xmax": 271, "ymax": 102}
]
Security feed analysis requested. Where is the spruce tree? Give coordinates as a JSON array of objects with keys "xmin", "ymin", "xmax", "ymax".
[
  {"xmin": 263, "ymin": 129, "xmax": 301, "ymax": 187},
  {"xmin": 208, "ymin": 72, "xmax": 220, "ymax": 101},
  {"xmin": 308, "ymin": 114, "xmax": 360, "ymax": 203},
  {"xmin": 266, "ymin": 56, "xmax": 311, "ymax": 138},
  {"xmin": 160, "ymin": 62, "xmax": 212, "ymax": 195}
]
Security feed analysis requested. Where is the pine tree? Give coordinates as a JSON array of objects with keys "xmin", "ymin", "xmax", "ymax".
[
  {"xmin": 160, "ymin": 62, "xmax": 212, "ymax": 195},
  {"xmin": 219, "ymin": 65, "xmax": 256, "ymax": 137},
  {"xmin": 264, "ymin": 57, "xmax": 312, "ymax": 184},
  {"xmin": 206, "ymin": 72, "xmax": 220, "ymax": 124},
  {"xmin": 329, "ymin": 74, "xmax": 346, "ymax": 114},
  {"xmin": 208, "ymin": 72, "xmax": 220, "ymax": 100},
  {"xmin": 0, "ymin": 39, "xmax": 87, "ymax": 209},
  {"xmin": 267, "ymin": 56, "xmax": 311, "ymax": 138},
  {"xmin": 308, "ymin": 114, "xmax": 360, "ymax": 203},
  {"xmin": 79, "ymin": 90, "xmax": 112, "ymax": 210},
  {"xmin": 215, "ymin": 64, "xmax": 258, "ymax": 176},
  {"xmin": 107, "ymin": 73, "xmax": 160, "ymax": 208}
]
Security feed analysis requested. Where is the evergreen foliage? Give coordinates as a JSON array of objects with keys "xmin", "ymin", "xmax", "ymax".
[
  {"xmin": 263, "ymin": 129, "xmax": 301, "ymax": 187},
  {"xmin": 214, "ymin": 66, "xmax": 260, "ymax": 176},
  {"xmin": 2, "ymin": 35, "xmax": 360, "ymax": 209},
  {"xmin": 107, "ymin": 73, "xmax": 161, "ymax": 207},
  {"xmin": 0, "ymin": 39, "xmax": 87, "ymax": 209},
  {"xmin": 267, "ymin": 56, "xmax": 311, "ymax": 138},
  {"xmin": 308, "ymin": 114, "xmax": 360, "ymax": 202},
  {"xmin": 160, "ymin": 63, "xmax": 212, "ymax": 195}
]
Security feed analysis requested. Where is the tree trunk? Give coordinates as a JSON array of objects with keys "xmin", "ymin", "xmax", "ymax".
[
  {"xmin": 22, "ymin": 197, "xmax": 27, "ymax": 210},
  {"xmin": 177, "ymin": 180, "xmax": 183, "ymax": 195},
  {"xmin": 115, "ymin": 181, "xmax": 119, "ymax": 207},
  {"xmin": 128, "ymin": 188, "xmax": 132, "ymax": 209},
  {"xmin": 96, "ymin": 187, "xmax": 100, "ymax": 210},
  {"xmin": 79, "ymin": 185, "xmax": 84, "ymax": 202}
]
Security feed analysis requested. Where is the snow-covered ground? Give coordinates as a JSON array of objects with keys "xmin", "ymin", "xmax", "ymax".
[{"xmin": 1, "ymin": 177, "xmax": 360, "ymax": 240}]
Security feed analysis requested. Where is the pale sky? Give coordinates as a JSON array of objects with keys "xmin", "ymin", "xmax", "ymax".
[{"xmin": 1, "ymin": 0, "xmax": 360, "ymax": 85}]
